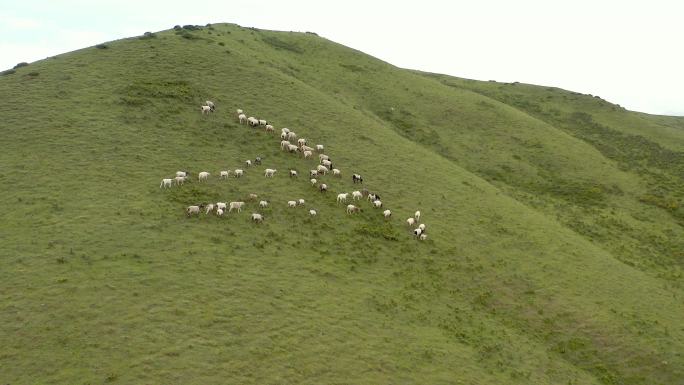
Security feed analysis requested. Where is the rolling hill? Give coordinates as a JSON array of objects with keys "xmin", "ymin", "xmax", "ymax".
[{"xmin": 1, "ymin": 23, "xmax": 682, "ymax": 384}]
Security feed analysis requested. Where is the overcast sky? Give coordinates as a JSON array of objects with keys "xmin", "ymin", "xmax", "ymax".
[{"xmin": 1, "ymin": 0, "xmax": 682, "ymax": 116}]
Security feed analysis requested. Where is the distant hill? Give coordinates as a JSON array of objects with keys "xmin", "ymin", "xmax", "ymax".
[{"xmin": 1, "ymin": 23, "xmax": 682, "ymax": 384}]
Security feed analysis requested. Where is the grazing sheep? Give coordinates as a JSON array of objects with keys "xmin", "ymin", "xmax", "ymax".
[
  {"xmin": 220, "ymin": 170, "xmax": 231, "ymax": 179},
  {"xmin": 414, "ymin": 211, "xmax": 421, "ymax": 222},
  {"xmin": 287, "ymin": 200, "xmax": 297, "ymax": 208},
  {"xmin": 373, "ymin": 200, "xmax": 383, "ymax": 208},
  {"xmin": 337, "ymin": 193, "xmax": 349, "ymax": 204},
  {"xmin": 174, "ymin": 176, "xmax": 187, "ymax": 185},
  {"xmin": 406, "ymin": 218, "xmax": 416, "ymax": 227},
  {"xmin": 368, "ymin": 193, "xmax": 381, "ymax": 202},
  {"xmin": 413, "ymin": 228, "xmax": 422, "ymax": 237},
  {"xmin": 321, "ymin": 160, "xmax": 332, "ymax": 169},
  {"xmin": 418, "ymin": 223, "xmax": 426, "ymax": 232},
  {"xmin": 287, "ymin": 144, "xmax": 299, "ymax": 153},
  {"xmin": 238, "ymin": 113, "xmax": 247, "ymax": 124},
  {"xmin": 245, "ymin": 160, "xmax": 252, "ymax": 167},
  {"xmin": 352, "ymin": 191, "xmax": 363, "ymax": 200},
  {"xmin": 255, "ymin": 156, "xmax": 262, "ymax": 165},
  {"xmin": 281, "ymin": 128, "xmax": 290, "ymax": 134},
  {"xmin": 280, "ymin": 140, "xmax": 291, "ymax": 150},
  {"xmin": 352, "ymin": 174, "xmax": 363, "ymax": 184},
  {"xmin": 280, "ymin": 132, "xmax": 288, "ymax": 140},
  {"xmin": 264, "ymin": 168, "xmax": 277, "ymax": 177},
  {"xmin": 346, "ymin": 204, "xmax": 361, "ymax": 214},
  {"xmin": 228, "ymin": 201, "xmax": 245, "ymax": 213},
  {"xmin": 200, "ymin": 105, "xmax": 212, "ymax": 114},
  {"xmin": 160, "ymin": 178, "xmax": 173, "ymax": 188},
  {"xmin": 248, "ymin": 117, "xmax": 259, "ymax": 127},
  {"xmin": 258, "ymin": 119, "xmax": 267, "ymax": 126},
  {"xmin": 319, "ymin": 183, "xmax": 328, "ymax": 193},
  {"xmin": 316, "ymin": 165, "xmax": 329, "ymax": 175},
  {"xmin": 332, "ymin": 168, "xmax": 341, "ymax": 177},
  {"xmin": 205, "ymin": 101, "xmax": 215, "ymax": 110},
  {"xmin": 259, "ymin": 200, "xmax": 269, "ymax": 208},
  {"xmin": 316, "ymin": 144, "xmax": 324, "ymax": 152},
  {"xmin": 310, "ymin": 178, "xmax": 317, "ymax": 186},
  {"xmin": 303, "ymin": 150, "xmax": 313, "ymax": 159},
  {"xmin": 297, "ymin": 138, "xmax": 307, "ymax": 147},
  {"xmin": 301, "ymin": 145, "xmax": 314, "ymax": 152},
  {"xmin": 205, "ymin": 203, "xmax": 215, "ymax": 214},
  {"xmin": 251, "ymin": 213, "xmax": 263, "ymax": 223},
  {"xmin": 186, "ymin": 205, "xmax": 201, "ymax": 216},
  {"xmin": 176, "ymin": 171, "xmax": 188, "ymax": 178},
  {"xmin": 216, "ymin": 207, "xmax": 224, "ymax": 216},
  {"xmin": 287, "ymin": 131, "xmax": 297, "ymax": 141},
  {"xmin": 297, "ymin": 199, "xmax": 305, "ymax": 206},
  {"xmin": 198, "ymin": 171, "xmax": 210, "ymax": 182},
  {"xmin": 289, "ymin": 170, "xmax": 298, "ymax": 178},
  {"xmin": 248, "ymin": 193, "xmax": 258, "ymax": 201},
  {"xmin": 383, "ymin": 209, "xmax": 392, "ymax": 218},
  {"xmin": 216, "ymin": 202, "xmax": 227, "ymax": 211},
  {"xmin": 265, "ymin": 124, "xmax": 274, "ymax": 133},
  {"xmin": 236, "ymin": 108, "xmax": 243, "ymax": 115},
  {"xmin": 234, "ymin": 169, "xmax": 244, "ymax": 178},
  {"xmin": 419, "ymin": 233, "xmax": 428, "ymax": 241},
  {"xmin": 319, "ymin": 154, "xmax": 329, "ymax": 161},
  {"xmin": 309, "ymin": 209, "xmax": 317, "ymax": 216}
]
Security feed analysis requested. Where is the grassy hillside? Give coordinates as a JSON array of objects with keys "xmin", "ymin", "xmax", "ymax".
[{"xmin": 1, "ymin": 23, "xmax": 682, "ymax": 384}]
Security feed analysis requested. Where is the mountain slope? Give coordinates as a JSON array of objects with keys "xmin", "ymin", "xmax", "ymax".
[{"xmin": 0, "ymin": 23, "xmax": 682, "ymax": 385}]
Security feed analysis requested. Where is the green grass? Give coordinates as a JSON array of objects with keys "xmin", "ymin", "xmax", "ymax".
[{"xmin": 1, "ymin": 23, "xmax": 683, "ymax": 384}]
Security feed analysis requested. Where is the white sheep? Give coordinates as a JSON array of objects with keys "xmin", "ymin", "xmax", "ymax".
[
  {"xmin": 346, "ymin": 204, "xmax": 360, "ymax": 214},
  {"xmin": 258, "ymin": 119, "xmax": 267, "ymax": 126},
  {"xmin": 205, "ymin": 203, "xmax": 215, "ymax": 214},
  {"xmin": 245, "ymin": 160, "xmax": 252, "ymax": 167},
  {"xmin": 319, "ymin": 154, "xmax": 329, "ymax": 161},
  {"xmin": 303, "ymin": 150, "xmax": 313, "ymax": 159},
  {"xmin": 352, "ymin": 191, "xmax": 363, "ymax": 200},
  {"xmin": 316, "ymin": 144, "xmax": 324, "ymax": 152},
  {"xmin": 287, "ymin": 131, "xmax": 297, "ymax": 141},
  {"xmin": 287, "ymin": 200, "xmax": 297, "ymax": 208},
  {"xmin": 281, "ymin": 128, "xmax": 290, "ymax": 134},
  {"xmin": 289, "ymin": 170, "xmax": 298, "ymax": 178},
  {"xmin": 414, "ymin": 210, "xmax": 421, "ymax": 221},
  {"xmin": 337, "ymin": 193, "xmax": 348, "ymax": 204},
  {"xmin": 174, "ymin": 176, "xmax": 187, "ymax": 185},
  {"xmin": 238, "ymin": 113, "xmax": 247, "ymax": 124},
  {"xmin": 280, "ymin": 132, "xmax": 288, "ymax": 140},
  {"xmin": 332, "ymin": 168, "xmax": 341, "ymax": 177},
  {"xmin": 419, "ymin": 233, "xmax": 428, "ymax": 241},
  {"xmin": 418, "ymin": 223, "xmax": 426, "ymax": 232},
  {"xmin": 316, "ymin": 165, "xmax": 329, "ymax": 174},
  {"xmin": 200, "ymin": 105, "xmax": 212, "ymax": 114},
  {"xmin": 198, "ymin": 171, "xmax": 210, "ymax": 182},
  {"xmin": 248, "ymin": 117, "xmax": 259, "ymax": 126},
  {"xmin": 310, "ymin": 178, "xmax": 317, "ymax": 186},
  {"xmin": 280, "ymin": 140, "xmax": 291, "ymax": 150},
  {"xmin": 321, "ymin": 159, "xmax": 332, "ymax": 168},
  {"xmin": 206, "ymin": 101, "xmax": 215, "ymax": 109},
  {"xmin": 234, "ymin": 169, "xmax": 244, "ymax": 178},
  {"xmin": 309, "ymin": 209, "xmax": 317, "ymax": 216},
  {"xmin": 297, "ymin": 138, "xmax": 307, "ymax": 147},
  {"xmin": 259, "ymin": 200, "xmax": 269, "ymax": 208},
  {"xmin": 216, "ymin": 202, "xmax": 227, "ymax": 211},
  {"xmin": 216, "ymin": 207, "xmax": 224, "ymax": 216},
  {"xmin": 287, "ymin": 144, "xmax": 299, "ymax": 153},
  {"xmin": 407, "ymin": 218, "xmax": 416, "ymax": 227},
  {"xmin": 251, "ymin": 213, "xmax": 263, "ymax": 223},
  {"xmin": 413, "ymin": 228, "xmax": 422, "ymax": 236},
  {"xmin": 301, "ymin": 145, "xmax": 313, "ymax": 152},
  {"xmin": 248, "ymin": 193, "xmax": 258, "ymax": 201},
  {"xmin": 383, "ymin": 209, "xmax": 392, "ymax": 218},
  {"xmin": 175, "ymin": 171, "xmax": 188, "ymax": 178},
  {"xmin": 373, "ymin": 200, "xmax": 383, "ymax": 208},
  {"xmin": 264, "ymin": 168, "xmax": 277, "ymax": 177},
  {"xmin": 160, "ymin": 178, "xmax": 173, "ymax": 188},
  {"xmin": 220, "ymin": 170, "xmax": 230, "ymax": 179},
  {"xmin": 265, "ymin": 124, "xmax": 274, "ymax": 132},
  {"xmin": 236, "ymin": 108, "xmax": 243, "ymax": 115},
  {"xmin": 310, "ymin": 170, "xmax": 318, "ymax": 178},
  {"xmin": 186, "ymin": 205, "xmax": 201, "ymax": 216},
  {"xmin": 229, "ymin": 201, "xmax": 245, "ymax": 212},
  {"xmin": 297, "ymin": 198, "xmax": 305, "ymax": 206}
]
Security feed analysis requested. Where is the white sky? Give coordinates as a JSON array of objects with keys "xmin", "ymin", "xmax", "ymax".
[{"xmin": 1, "ymin": 0, "xmax": 682, "ymax": 116}]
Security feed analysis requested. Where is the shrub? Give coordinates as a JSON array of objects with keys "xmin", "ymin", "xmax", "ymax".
[
  {"xmin": 13, "ymin": 62, "xmax": 29, "ymax": 69},
  {"xmin": 305, "ymin": 31, "xmax": 318, "ymax": 36},
  {"xmin": 140, "ymin": 31, "xmax": 156, "ymax": 39},
  {"xmin": 1, "ymin": 69, "xmax": 16, "ymax": 76},
  {"xmin": 95, "ymin": 44, "xmax": 108, "ymax": 49},
  {"xmin": 182, "ymin": 25, "xmax": 200, "ymax": 31},
  {"xmin": 218, "ymin": 42, "xmax": 225, "ymax": 46},
  {"xmin": 27, "ymin": 71, "xmax": 39, "ymax": 77},
  {"xmin": 173, "ymin": 25, "xmax": 181, "ymax": 31}
]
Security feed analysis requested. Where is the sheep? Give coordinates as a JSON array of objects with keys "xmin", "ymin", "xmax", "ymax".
[
  {"xmin": 205, "ymin": 101, "xmax": 215, "ymax": 110},
  {"xmin": 281, "ymin": 128, "xmax": 290, "ymax": 134},
  {"xmin": 321, "ymin": 159, "xmax": 332, "ymax": 168},
  {"xmin": 414, "ymin": 211, "xmax": 421, "ymax": 222},
  {"xmin": 245, "ymin": 160, "xmax": 252, "ymax": 167},
  {"xmin": 220, "ymin": 170, "xmax": 231, "ymax": 179},
  {"xmin": 413, "ymin": 228, "xmax": 422, "ymax": 237},
  {"xmin": 287, "ymin": 200, "xmax": 297, "ymax": 208},
  {"xmin": 383, "ymin": 209, "xmax": 392, "ymax": 218},
  {"xmin": 319, "ymin": 154, "xmax": 329, "ymax": 161},
  {"xmin": 406, "ymin": 218, "xmax": 416, "ymax": 227},
  {"xmin": 352, "ymin": 191, "xmax": 363, "ymax": 200},
  {"xmin": 316, "ymin": 165, "xmax": 329, "ymax": 175},
  {"xmin": 289, "ymin": 170, "xmax": 298, "ymax": 178},
  {"xmin": 337, "ymin": 193, "xmax": 349, "ymax": 204},
  {"xmin": 255, "ymin": 156, "xmax": 262, "ymax": 165},
  {"xmin": 160, "ymin": 178, "xmax": 173, "ymax": 188},
  {"xmin": 205, "ymin": 203, "xmax": 215, "ymax": 214},
  {"xmin": 373, "ymin": 200, "xmax": 383, "ymax": 208},
  {"xmin": 251, "ymin": 213, "xmax": 264, "ymax": 223},
  {"xmin": 352, "ymin": 174, "xmax": 363, "ymax": 183},
  {"xmin": 200, "ymin": 105, "xmax": 212, "ymax": 114},
  {"xmin": 297, "ymin": 198, "xmax": 305, "ymax": 206},
  {"xmin": 174, "ymin": 176, "xmax": 187, "ymax": 185},
  {"xmin": 216, "ymin": 202, "xmax": 227, "ymax": 211},
  {"xmin": 419, "ymin": 233, "xmax": 428, "ymax": 241},
  {"xmin": 216, "ymin": 207, "xmax": 224, "ymax": 216},
  {"xmin": 236, "ymin": 108, "xmax": 243, "ymax": 115},
  {"xmin": 368, "ymin": 193, "xmax": 381, "ymax": 202},
  {"xmin": 319, "ymin": 183, "xmax": 328, "ymax": 193},
  {"xmin": 198, "ymin": 171, "xmax": 210, "ymax": 182},
  {"xmin": 303, "ymin": 150, "xmax": 313, "ymax": 159},
  {"xmin": 264, "ymin": 168, "xmax": 277, "ymax": 177},
  {"xmin": 287, "ymin": 131, "xmax": 297, "ymax": 141},
  {"xmin": 234, "ymin": 169, "xmax": 244, "ymax": 178},
  {"xmin": 418, "ymin": 223, "xmax": 426, "ymax": 232},
  {"xmin": 175, "ymin": 171, "xmax": 188, "ymax": 178},
  {"xmin": 229, "ymin": 201, "xmax": 245, "ymax": 213},
  {"xmin": 309, "ymin": 209, "xmax": 317, "ymax": 216},
  {"xmin": 346, "ymin": 204, "xmax": 361, "ymax": 214},
  {"xmin": 310, "ymin": 178, "xmax": 317, "ymax": 186},
  {"xmin": 281, "ymin": 132, "xmax": 288, "ymax": 140},
  {"xmin": 280, "ymin": 140, "xmax": 291, "ymax": 150},
  {"xmin": 301, "ymin": 145, "xmax": 314, "ymax": 152},
  {"xmin": 259, "ymin": 200, "xmax": 269, "ymax": 208},
  {"xmin": 258, "ymin": 119, "xmax": 267, "ymax": 126},
  {"xmin": 186, "ymin": 205, "xmax": 201, "ymax": 216},
  {"xmin": 248, "ymin": 117, "xmax": 259, "ymax": 127},
  {"xmin": 287, "ymin": 144, "xmax": 300, "ymax": 153},
  {"xmin": 316, "ymin": 144, "xmax": 324, "ymax": 152},
  {"xmin": 265, "ymin": 124, "xmax": 274, "ymax": 132},
  {"xmin": 248, "ymin": 193, "xmax": 258, "ymax": 201},
  {"xmin": 297, "ymin": 138, "xmax": 307, "ymax": 147},
  {"xmin": 238, "ymin": 113, "xmax": 247, "ymax": 124},
  {"xmin": 332, "ymin": 168, "xmax": 341, "ymax": 177}
]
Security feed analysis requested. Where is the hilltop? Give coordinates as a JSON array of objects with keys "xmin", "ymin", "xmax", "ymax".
[{"xmin": 0, "ymin": 23, "xmax": 682, "ymax": 384}]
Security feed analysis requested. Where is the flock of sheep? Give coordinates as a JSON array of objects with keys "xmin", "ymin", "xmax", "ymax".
[{"xmin": 159, "ymin": 101, "xmax": 429, "ymax": 240}]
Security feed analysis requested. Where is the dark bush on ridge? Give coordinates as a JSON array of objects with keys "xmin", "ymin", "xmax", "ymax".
[
  {"xmin": 96, "ymin": 44, "xmax": 108, "ymax": 49},
  {"xmin": 13, "ymin": 62, "xmax": 29, "ymax": 69}
]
